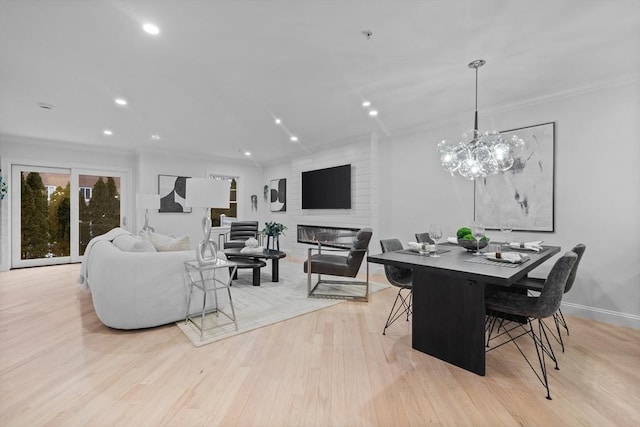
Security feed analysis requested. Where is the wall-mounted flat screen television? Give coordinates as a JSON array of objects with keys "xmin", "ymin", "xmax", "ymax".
[{"xmin": 302, "ymin": 164, "xmax": 351, "ymax": 209}]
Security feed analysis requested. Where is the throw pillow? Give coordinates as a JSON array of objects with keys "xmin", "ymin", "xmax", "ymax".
[
  {"xmin": 144, "ymin": 231, "xmax": 191, "ymax": 252},
  {"xmin": 113, "ymin": 234, "xmax": 157, "ymax": 253}
]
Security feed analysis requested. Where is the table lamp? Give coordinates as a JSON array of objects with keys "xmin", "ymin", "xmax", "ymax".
[
  {"xmin": 137, "ymin": 193, "xmax": 161, "ymax": 233},
  {"xmin": 185, "ymin": 178, "xmax": 230, "ymax": 263}
]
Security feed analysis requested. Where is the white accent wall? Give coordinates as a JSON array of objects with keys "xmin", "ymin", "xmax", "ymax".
[
  {"xmin": 263, "ymin": 135, "xmax": 379, "ymax": 261},
  {"xmin": 135, "ymin": 149, "xmax": 265, "ymax": 247}
]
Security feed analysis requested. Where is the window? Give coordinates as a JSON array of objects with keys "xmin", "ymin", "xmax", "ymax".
[
  {"xmin": 208, "ymin": 175, "xmax": 238, "ymax": 227},
  {"xmin": 79, "ymin": 187, "xmax": 92, "ymax": 202}
]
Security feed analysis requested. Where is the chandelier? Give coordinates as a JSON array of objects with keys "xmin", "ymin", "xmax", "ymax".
[{"xmin": 437, "ymin": 60, "xmax": 524, "ymax": 180}]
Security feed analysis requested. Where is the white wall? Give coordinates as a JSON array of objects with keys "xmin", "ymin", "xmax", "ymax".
[
  {"xmin": 135, "ymin": 150, "xmax": 265, "ymax": 248},
  {"xmin": 263, "ymin": 135, "xmax": 379, "ymax": 261},
  {"xmin": 378, "ymin": 80, "xmax": 640, "ymax": 328}
]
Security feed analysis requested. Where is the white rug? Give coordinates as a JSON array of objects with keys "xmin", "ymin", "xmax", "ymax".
[{"xmin": 176, "ymin": 260, "xmax": 389, "ymax": 347}]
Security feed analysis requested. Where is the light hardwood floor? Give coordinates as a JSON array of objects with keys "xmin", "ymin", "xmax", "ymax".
[{"xmin": 1, "ymin": 261, "xmax": 639, "ymax": 426}]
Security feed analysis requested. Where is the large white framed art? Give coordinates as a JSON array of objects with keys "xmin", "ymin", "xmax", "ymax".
[{"xmin": 474, "ymin": 122, "xmax": 555, "ymax": 232}]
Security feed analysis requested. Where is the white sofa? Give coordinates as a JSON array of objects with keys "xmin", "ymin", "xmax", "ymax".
[{"xmin": 80, "ymin": 228, "xmax": 229, "ymax": 329}]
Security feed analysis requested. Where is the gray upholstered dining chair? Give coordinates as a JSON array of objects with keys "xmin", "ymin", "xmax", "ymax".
[
  {"xmin": 415, "ymin": 232, "xmax": 434, "ymax": 244},
  {"xmin": 512, "ymin": 243, "xmax": 586, "ymax": 352},
  {"xmin": 304, "ymin": 228, "xmax": 372, "ymax": 301},
  {"xmin": 484, "ymin": 250, "xmax": 578, "ymax": 400},
  {"xmin": 222, "ymin": 221, "xmax": 260, "ymax": 249},
  {"xmin": 380, "ymin": 239, "xmax": 413, "ymax": 335}
]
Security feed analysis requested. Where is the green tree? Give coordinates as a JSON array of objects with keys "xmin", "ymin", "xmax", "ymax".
[
  {"xmin": 105, "ymin": 177, "xmax": 120, "ymax": 230},
  {"xmin": 21, "ymin": 172, "xmax": 49, "ymax": 259},
  {"xmin": 49, "ymin": 183, "xmax": 70, "ymax": 257},
  {"xmin": 89, "ymin": 177, "xmax": 120, "ymax": 238},
  {"xmin": 89, "ymin": 178, "xmax": 109, "ymax": 238}
]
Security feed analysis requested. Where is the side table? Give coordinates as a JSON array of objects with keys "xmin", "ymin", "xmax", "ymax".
[{"xmin": 184, "ymin": 258, "xmax": 238, "ymax": 340}]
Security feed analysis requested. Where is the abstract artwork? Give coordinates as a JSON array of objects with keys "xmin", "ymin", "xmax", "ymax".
[
  {"xmin": 474, "ymin": 122, "xmax": 555, "ymax": 232},
  {"xmin": 158, "ymin": 175, "xmax": 192, "ymax": 213},
  {"xmin": 270, "ymin": 178, "xmax": 286, "ymax": 212}
]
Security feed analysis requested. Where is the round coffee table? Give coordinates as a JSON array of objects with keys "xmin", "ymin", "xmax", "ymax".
[{"xmin": 222, "ymin": 248, "xmax": 287, "ymax": 282}]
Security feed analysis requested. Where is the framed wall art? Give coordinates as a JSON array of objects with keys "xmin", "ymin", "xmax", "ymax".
[
  {"xmin": 474, "ymin": 122, "xmax": 555, "ymax": 232},
  {"xmin": 158, "ymin": 174, "xmax": 192, "ymax": 213},
  {"xmin": 270, "ymin": 178, "xmax": 286, "ymax": 212}
]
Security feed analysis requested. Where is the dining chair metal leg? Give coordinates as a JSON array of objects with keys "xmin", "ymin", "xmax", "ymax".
[
  {"xmin": 485, "ymin": 312, "xmax": 559, "ymax": 400},
  {"xmin": 382, "ymin": 286, "xmax": 412, "ymax": 335},
  {"xmin": 527, "ymin": 289, "xmax": 566, "ymax": 353}
]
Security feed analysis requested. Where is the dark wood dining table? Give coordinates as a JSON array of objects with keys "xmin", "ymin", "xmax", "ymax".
[{"xmin": 368, "ymin": 242, "xmax": 561, "ymax": 376}]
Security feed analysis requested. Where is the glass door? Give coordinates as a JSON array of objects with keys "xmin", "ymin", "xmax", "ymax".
[
  {"xmin": 11, "ymin": 166, "xmax": 71, "ymax": 267},
  {"xmin": 11, "ymin": 166, "xmax": 126, "ymax": 268},
  {"xmin": 76, "ymin": 172, "xmax": 123, "ymax": 256}
]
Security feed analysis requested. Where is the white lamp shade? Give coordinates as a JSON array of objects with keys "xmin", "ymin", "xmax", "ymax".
[
  {"xmin": 136, "ymin": 193, "xmax": 160, "ymax": 209},
  {"xmin": 185, "ymin": 178, "xmax": 230, "ymax": 208}
]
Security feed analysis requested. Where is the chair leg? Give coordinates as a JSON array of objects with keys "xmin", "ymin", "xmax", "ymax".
[
  {"xmin": 556, "ymin": 308, "xmax": 569, "ymax": 335},
  {"xmin": 552, "ymin": 313, "xmax": 565, "ymax": 352},
  {"xmin": 486, "ymin": 312, "xmax": 558, "ymax": 400},
  {"xmin": 382, "ymin": 287, "xmax": 412, "ymax": 335}
]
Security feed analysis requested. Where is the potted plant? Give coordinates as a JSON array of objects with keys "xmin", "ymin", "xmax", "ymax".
[{"xmin": 261, "ymin": 221, "xmax": 287, "ymax": 250}]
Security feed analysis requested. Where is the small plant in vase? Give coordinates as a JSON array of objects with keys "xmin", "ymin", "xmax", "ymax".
[{"xmin": 261, "ymin": 221, "xmax": 287, "ymax": 250}]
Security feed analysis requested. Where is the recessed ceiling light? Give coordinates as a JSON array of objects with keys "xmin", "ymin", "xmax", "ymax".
[
  {"xmin": 115, "ymin": 98, "xmax": 127, "ymax": 106},
  {"xmin": 38, "ymin": 102, "xmax": 53, "ymax": 110},
  {"xmin": 143, "ymin": 23, "xmax": 160, "ymax": 35},
  {"xmin": 103, "ymin": 129, "xmax": 113, "ymax": 136},
  {"xmin": 369, "ymin": 110, "xmax": 378, "ymax": 117},
  {"xmin": 362, "ymin": 101, "xmax": 371, "ymax": 108},
  {"xmin": 275, "ymin": 118, "xmax": 282, "ymax": 125},
  {"xmin": 290, "ymin": 136, "xmax": 298, "ymax": 142},
  {"xmin": 151, "ymin": 134, "xmax": 160, "ymax": 140},
  {"xmin": 244, "ymin": 151, "xmax": 251, "ymax": 156}
]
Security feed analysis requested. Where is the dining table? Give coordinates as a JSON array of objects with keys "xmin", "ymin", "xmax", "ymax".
[{"xmin": 367, "ymin": 242, "xmax": 561, "ymax": 376}]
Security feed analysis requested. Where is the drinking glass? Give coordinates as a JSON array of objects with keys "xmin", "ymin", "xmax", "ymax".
[
  {"xmin": 471, "ymin": 223, "xmax": 485, "ymax": 256},
  {"xmin": 428, "ymin": 224, "xmax": 443, "ymax": 258},
  {"xmin": 500, "ymin": 221, "xmax": 513, "ymax": 247}
]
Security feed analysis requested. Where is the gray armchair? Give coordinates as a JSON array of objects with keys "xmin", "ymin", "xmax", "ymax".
[
  {"xmin": 304, "ymin": 228, "xmax": 373, "ymax": 301},
  {"xmin": 222, "ymin": 221, "xmax": 260, "ymax": 249}
]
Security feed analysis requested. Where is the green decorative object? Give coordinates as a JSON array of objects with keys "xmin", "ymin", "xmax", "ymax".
[
  {"xmin": 263, "ymin": 185, "xmax": 269, "ymax": 201},
  {"xmin": 456, "ymin": 227, "xmax": 472, "ymax": 239},
  {"xmin": 0, "ymin": 173, "xmax": 7, "ymax": 201},
  {"xmin": 251, "ymin": 194, "xmax": 258, "ymax": 211},
  {"xmin": 261, "ymin": 221, "xmax": 287, "ymax": 250}
]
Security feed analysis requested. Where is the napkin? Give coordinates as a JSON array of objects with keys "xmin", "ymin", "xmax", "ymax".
[
  {"xmin": 484, "ymin": 252, "xmax": 530, "ymax": 263},
  {"xmin": 407, "ymin": 242, "xmax": 435, "ymax": 252},
  {"xmin": 447, "ymin": 237, "xmax": 458, "ymax": 244},
  {"xmin": 407, "ymin": 241, "xmax": 420, "ymax": 251},
  {"xmin": 509, "ymin": 241, "xmax": 544, "ymax": 252}
]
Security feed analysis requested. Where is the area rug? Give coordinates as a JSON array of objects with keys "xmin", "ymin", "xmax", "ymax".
[{"xmin": 176, "ymin": 260, "xmax": 389, "ymax": 347}]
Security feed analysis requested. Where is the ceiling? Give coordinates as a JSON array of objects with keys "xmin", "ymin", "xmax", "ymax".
[{"xmin": 1, "ymin": 0, "xmax": 638, "ymax": 164}]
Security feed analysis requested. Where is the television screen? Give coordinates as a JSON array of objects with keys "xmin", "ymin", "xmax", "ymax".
[{"xmin": 302, "ymin": 164, "xmax": 351, "ymax": 209}]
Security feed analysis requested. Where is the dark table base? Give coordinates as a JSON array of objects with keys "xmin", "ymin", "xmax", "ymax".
[
  {"xmin": 412, "ymin": 270, "xmax": 487, "ymax": 376},
  {"xmin": 224, "ymin": 249, "xmax": 286, "ymax": 283}
]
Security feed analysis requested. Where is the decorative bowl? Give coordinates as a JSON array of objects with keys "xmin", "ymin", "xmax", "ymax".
[{"xmin": 458, "ymin": 238, "xmax": 489, "ymax": 252}]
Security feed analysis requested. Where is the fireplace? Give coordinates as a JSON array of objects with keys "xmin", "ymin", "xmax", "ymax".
[{"xmin": 297, "ymin": 224, "xmax": 361, "ymax": 249}]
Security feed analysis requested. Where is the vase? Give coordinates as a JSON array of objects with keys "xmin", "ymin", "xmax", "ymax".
[{"xmin": 266, "ymin": 235, "xmax": 279, "ymax": 251}]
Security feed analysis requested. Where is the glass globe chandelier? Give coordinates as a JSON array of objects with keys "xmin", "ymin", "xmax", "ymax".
[{"xmin": 437, "ymin": 60, "xmax": 525, "ymax": 180}]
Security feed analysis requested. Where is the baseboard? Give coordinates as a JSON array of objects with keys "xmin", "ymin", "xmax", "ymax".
[{"xmin": 561, "ymin": 302, "xmax": 640, "ymax": 330}]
